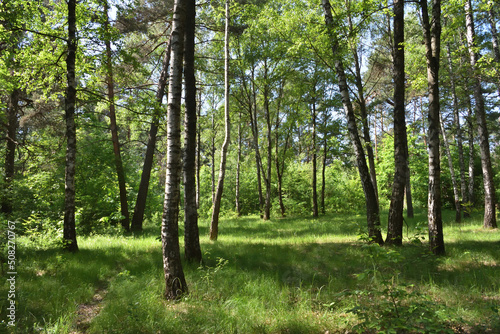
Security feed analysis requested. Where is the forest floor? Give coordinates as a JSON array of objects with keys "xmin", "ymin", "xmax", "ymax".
[{"xmin": 1, "ymin": 209, "xmax": 500, "ymax": 333}]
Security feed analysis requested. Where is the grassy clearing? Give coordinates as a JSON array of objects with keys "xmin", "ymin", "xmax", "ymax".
[{"xmin": 1, "ymin": 210, "xmax": 499, "ymax": 333}]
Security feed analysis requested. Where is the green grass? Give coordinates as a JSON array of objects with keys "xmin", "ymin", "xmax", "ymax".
[{"xmin": 1, "ymin": 210, "xmax": 500, "ymax": 333}]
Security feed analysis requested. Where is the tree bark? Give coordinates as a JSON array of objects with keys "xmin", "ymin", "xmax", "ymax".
[
  {"xmin": 183, "ymin": 0, "xmax": 202, "ymax": 263},
  {"xmin": 440, "ymin": 112, "xmax": 461, "ymax": 222},
  {"xmin": 467, "ymin": 97, "xmax": 476, "ymax": 212},
  {"xmin": 386, "ymin": 0, "xmax": 408, "ymax": 246},
  {"xmin": 322, "ymin": 0, "xmax": 383, "ymax": 245},
  {"xmin": 405, "ymin": 161, "xmax": 414, "ymax": 218},
  {"xmin": 311, "ymin": 101, "xmax": 318, "ymax": 218},
  {"xmin": 421, "ymin": 0, "xmax": 445, "ymax": 255},
  {"xmin": 321, "ymin": 133, "xmax": 328, "ymax": 215},
  {"xmin": 104, "ymin": 1, "xmax": 130, "ymax": 231},
  {"xmin": 131, "ymin": 36, "xmax": 172, "ymax": 231},
  {"xmin": 235, "ymin": 110, "xmax": 242, "ymax": 216},
  {"xmin": 209, "ymin": 0, "xmax": 231, "ymax": 240},
  {"xmin": 262, "ymin": 59, "xmax": 272, "ymax": 221},
  {"xmin": 162, "ymin": 0, "xmax": 188, "ymax": 299},
  {"xmin": 63, "ymin": 0, "xmax": 78, "ymax": 252},
  {"xmin": 465, "ymin": 0, "xmax": 497, "ymax": 229}
]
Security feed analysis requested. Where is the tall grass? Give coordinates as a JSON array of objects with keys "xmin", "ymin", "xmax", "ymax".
[{"xmin": 1, "ymin": 210, "xmax": 499, "ymax": 333}]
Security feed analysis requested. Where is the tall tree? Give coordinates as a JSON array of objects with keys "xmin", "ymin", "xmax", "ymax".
[
  {"xmin": 322, "ymin": 0, "xmax": 383, "ymax": 245},
  {"xmin": 63, "ymin": 0, "xmax": 78, "ymax": 252},
  {"xmin": 104, "ymin": 0, "xmax": 130, "ymax": 231},
  {"xmin": 421, "ymin": 0, "xmax": 445, "ymax": 255},
  {"xmin": 131, "ymin": 35, "xmax": 172, "ymax": 231},
  {"xmin": 464, "ymin": 0, "xmax": 497, "ymax": 229},
  {"xmin": 386, "ymin": 0, "xmax": 408, "ymax": 246},
  {"xmin": 161, "ymin": 0, "xmax": 188, "ymax": 299},
  {"xmin": 183, "ymin": 0, "xmax": 202, "ymax": 262},
  {"xmin": 210, "ymin": 0, "xmax": 231, "ymax": 240}
]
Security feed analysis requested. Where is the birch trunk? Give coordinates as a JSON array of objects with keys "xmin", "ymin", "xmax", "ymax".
[
  {"xmin": 162, "ymin": 0, "xmax": 188, "ymax": 299},
  {"xmin": 465, "ymin": 0, "xmax": 497, "ymax": 229}
]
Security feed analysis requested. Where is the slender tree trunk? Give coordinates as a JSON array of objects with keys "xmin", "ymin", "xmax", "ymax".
[
  {"xmin": 183, "ymin": 0, "xmax": 202, "ymax": 263},
  {"xmin": 440, "ymin": 112, "xmax": 461, "ymax": 222},
  {"xmin": 321, "ymin": 135, "xmax": 327, "ymax": 215},
  {"xmin": 466, "ymin": 101, "xmax": 475, "ymax": 211},
  {"xmin": 465, "ymin": 0, "xmax": 497, "ymax": 229},
  {"xmin": 209, "ymin": 0, "xmax": 231, "ymax": 240},
  {"xmin": 63, "ymin": 0, "xmax": 78, "ymax": 252},
  {"xmin": 2, "ymin": 89, "xmax": 20, "ymax": 216},
  {"xmin": 446, "ymin": 42, "xmax": 467, "ymax": 217},
  {"xmin": 263, "ymin": 60, "xmax": 272, "ymax": 221},
  {"xmin": 311, "ymin": 101, "xmax": 318, "ymax": 217},
  {"xmin": 386, "ymin": 0, "xmax": 408, "ymax": 246},
  {"xmin": 211, "ymin": 112, "xmax": 216, "ymax": 202},
  {"xmin": 162, "ymin": 0, "xmax": 188, "ymax": 299},
  {"xmin": 235, "ymin": 110, "xmax": 242, "ymax": 216},
  {"xmin": 347, "ymin": 3, "xmax": 379, "ymax": 204},
  {"xmin": 275, "ymin": 84, "xmax": 287, "ymax": 217},
  {"xmin": 322, "ymin": 0, "xmax": 383, "ymax": 245},
  {"xmin": 196, "ymin": 89, "xmax": 202, "ymax": 209},
  {"xmin": 131, "ymin": 36, "xmax": 172, "ymax": 231},
  {"xmin": 421, "ymin": 0, "xmax": 445, "ymax": 255},
  {"xmin": 251, "ymin": 67, "xmax": 264, "ymax": 214},
  {"xmin": 104, "ymin": 2, "xmax": 130, "ymax": 231}
]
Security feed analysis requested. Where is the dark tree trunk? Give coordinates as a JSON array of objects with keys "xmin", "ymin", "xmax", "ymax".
[
  {"xmin": 322, "ymin": 0, "xmax": 383, "ymax": 245},
  {"xmin": 321, "ymin": 135, "xmax": 327, "ymax": 215},
  {"xmin": 162, "ymin": 0, "xmax": 188, "ymax": 299},
  {"xmin": 275, "ymin": 83, "xmax": 287, "ymax": 217},
  {"xmin": 251, "ymin": 67, "xmax": 264, "ymax": 214},
  {"xmin": 236, "ymin": 110, "xmax": 242, "ymax": 216},
  {"xmin": 183, "ymin": 0, "xmax": 202, "ymax": 263},
  {"xmin": 262, "ymin": 60, "xmax": 272, "ymax": 221},
  {"xmin": 311, "ymin": 101, "xmax": 318, "ymax": 218},
  {"xmin": 386, "ymin": 0, "xmax": 408, "ymax": 246},
  {"xmin": 421, "ymin": 0, "xmax": 445, "ymax": 255},
  {"xmin": 131, "ymin": 36, "xmax": 172, "ymax": 231},
  {"xmin": 63, "ymin": 0, "xmax": 78, "ymax": 252},
  {"xmin": 209, "ymin": 0, "xmax": 231, "ymax": 240},
  {"xmin": 465, "ymin": 0, "xmax": 497, "ymax": 229},
  {"xmin": 104, "ymin": 2, "xmax": 130, "ymax": 231},
  {"xmin": 2, "ymin": 89, "xmax": 20, "ymax": 216}
]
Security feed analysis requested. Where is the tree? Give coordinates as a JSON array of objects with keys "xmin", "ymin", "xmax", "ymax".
[
  {"xmin": 464, "ymin": 0, "xmax": 497, "ymax": 229},
  {"xmin": 386, "ymin": 0, "xmax": 408, "ymax": 246},
  {"xmin": 103, "ymin": 0, "xmax": 130, "ymax": 231},
  {"xmin": 209, "ymin": 0, "xmax": 231, "ymax": 240},
  {"xmin": 421, "ymin": 0, "xmax": 445, "ymax": 255},
  {"xmin": 322, "ymin": 0, "xmax": 383, "ymax": 245},
  {"xmin": 161, "ymin": 0, "xmax": 188, "ymax": 299},
  {"xmin": 63, "ymin": 0, "xmax": 78, "ymax": 252},
  {"xmin": 183, "ymin": 0, "xmax": 202, "ymax": 262}
]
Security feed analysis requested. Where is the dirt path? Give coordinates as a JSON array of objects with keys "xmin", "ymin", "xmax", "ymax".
[{"xmin": 70, "ymin": 286, "xmax": 107, "ymax": 333}]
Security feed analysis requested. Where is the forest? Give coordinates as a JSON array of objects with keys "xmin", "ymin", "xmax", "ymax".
[{"xmin": 0, "ymin": 0, "xmax": 500, "ymax": 332}]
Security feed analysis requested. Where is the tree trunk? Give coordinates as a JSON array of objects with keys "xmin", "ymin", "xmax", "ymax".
[
  {"xmin": 63, "ymin": 0, "xmax": 78, "ymax": 252},
  {"xmin": 209, "ymin": 0, "xmax": 231, "ymax": 240},
  {"xmin": 322, "ymin": 0, "xmax": 383, "ymax": 245},
  {"xmin": 251, "ymin": 67, "xmax": 264, "ymax": 214},
  {"xmin": 196, "ymin": 89, "xmax": 202, "ymax": 209},
  {"xmin": 421, "ymin": 0, "xmax": 445, "ymax": 255},
  {"xmin": 439, "ymin": 112, "xmax": 461, "ymax": 222},
  {"xmin": 235, "ymin": 110, "xmax": 242, "ymax": 216},
  {"xmin": 465, "ymin": 0, "xmax": 497, "ymax": 229},
  {"xmin": 446, "ymin": 42, "xmax": 467, "ymax": 217},
  {"xmin": 386, "ymin": 0, "xmax": 408, "ymax": 246},
  {"xmin": 311, "ymin": 101, "xmax": 318, "ymax": 218},
  {"xmin": 131, "ymin": 36, "xmax": 172, "ymax": 231},
  {"xmin": 466, "ymin": 97, "xmax": 476, "ymax": 217},
  {"xmin": 321, "ymin": 135, "xmax": 327, "ymax": 215},
  {"xmin": 275, "ymin": 84, "xmax": 287, "ymax": 217},
  {"xmin": 262, "ymin": 60, "xmax": 272, "ymax": 221},
  {"xmin": 104, "ymin": 2, "xmax": 130, "ymax": 231},
  {"xmin": 162, "ymin": 0, "xmax": 188, "ymax": 299},
  {"xmin": 183, "ymin": 0, "xmax": 202, "ymax": 263},
  {"xmin": 2, "ymin": 89, "xmax": 19, "ymax": 216}
]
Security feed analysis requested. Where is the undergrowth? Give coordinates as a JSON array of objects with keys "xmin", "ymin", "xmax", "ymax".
[{"xmin": 0, "ymin": 210, "xmax": 499, "ymax": 333}]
